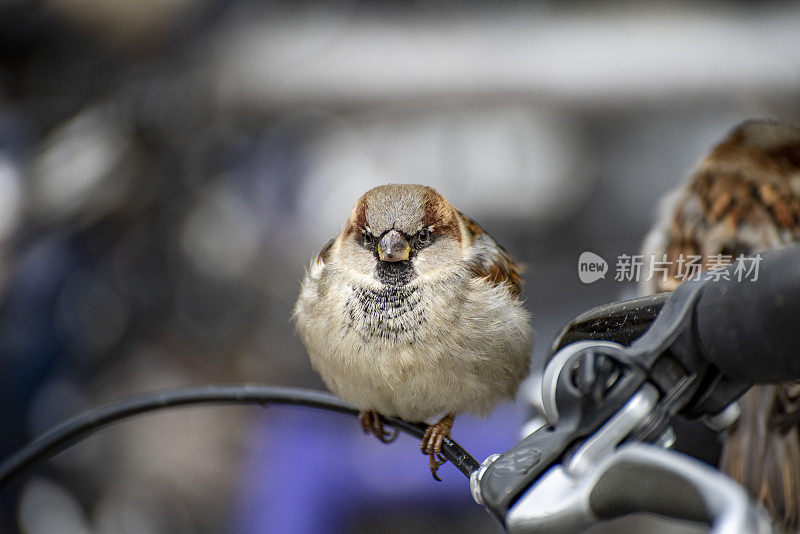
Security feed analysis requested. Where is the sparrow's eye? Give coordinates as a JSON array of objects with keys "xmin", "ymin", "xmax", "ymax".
[
  {"xmin": 361, "ymin": 228, "xmax": 376, "ymax": 248},
  {"xmin": 415, "ymin": 227, "xmax": 432, "ymax": 247}
]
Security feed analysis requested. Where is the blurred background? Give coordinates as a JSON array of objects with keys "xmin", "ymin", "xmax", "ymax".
[{"xmin": 0, "ymin": 1, "xmax": 799, "ymax": 533}]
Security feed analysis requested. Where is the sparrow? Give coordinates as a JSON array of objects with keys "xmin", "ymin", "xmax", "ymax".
[
  {"xmin": 293, "ymin": 184, "xmax": 533, "ymax": 479},
  {"xmin": 641, "ymin": 119, "xmax": 800, "ymax": 531}
]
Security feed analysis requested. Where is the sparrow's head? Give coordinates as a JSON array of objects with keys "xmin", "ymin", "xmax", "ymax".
[{"xmin": 334, "ymin": 184, "xmax": 464, "ymax": 285}]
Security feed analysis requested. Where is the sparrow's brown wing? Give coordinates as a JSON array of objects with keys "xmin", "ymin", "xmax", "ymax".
[
  {"xmin": 642, "ymin": 120, "xmax": 800, "ymax": 531},
  {"xmin": 456, "ymin": 210, "xmax": 523, "ymax": 297}
]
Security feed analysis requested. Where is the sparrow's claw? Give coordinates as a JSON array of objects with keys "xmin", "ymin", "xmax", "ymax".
[
  {"xmin": 358, "ymin": 410, "xmax": 398, "ymax": 444},
  {"xmin": 428, "ymin": 451, "xmax": 447, "ymax": 481},
  {"xmin": 420, "ymin": 413, "xmax": 455, "ymax": 480}
]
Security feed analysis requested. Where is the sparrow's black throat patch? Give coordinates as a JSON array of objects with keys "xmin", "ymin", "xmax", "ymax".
[
  {"xmin": 375, "ymin": 260, "xmax": 416, "ymax": 286},
  {"xmin": 348, "ymin": 282, "xmax": 425, "ymax": 342},
  {"xmin": 344, "ymin": 260, "xmax": 422, "ymax": 342}
]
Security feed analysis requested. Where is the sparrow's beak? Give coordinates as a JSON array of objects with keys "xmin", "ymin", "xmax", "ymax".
[{"xmin": 378, "ymin": 230, "xmax": 410, "ymax": 262}]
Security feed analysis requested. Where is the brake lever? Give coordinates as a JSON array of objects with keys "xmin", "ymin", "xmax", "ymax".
[
  {"xmin": 504, "ymin": 439, "xmax": 777, "ymax": 534},
  {"xmin": 474, "ymin": 273, "xmax": 751, "ymax": 527}
]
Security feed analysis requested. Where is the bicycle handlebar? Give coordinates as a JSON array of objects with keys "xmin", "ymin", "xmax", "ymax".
[
  {"xmin": 693, "ymin": 246, "xmax": 800, "ymax": 383},
  {"xmin": 478, "ymin": 245, "xmax": 800, "ymax": 532}
]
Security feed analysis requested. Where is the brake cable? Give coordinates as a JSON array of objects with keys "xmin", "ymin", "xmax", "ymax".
[{"xmin": 0, "ymin": 384, "xmax": 480, "ymax": 491}]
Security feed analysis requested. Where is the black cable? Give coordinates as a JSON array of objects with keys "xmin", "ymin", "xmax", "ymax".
[{"xmin": 0, "ymin": 384, "xmax": 480, "ymax": 491}]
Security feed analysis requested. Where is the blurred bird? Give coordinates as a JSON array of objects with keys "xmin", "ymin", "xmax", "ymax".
[
  {"xmin": 294, "ymin": 184, "xmax": 532, "ymax": 479},
  {"xmin": 641, "ymin": 120, "xmax": 800, "ymax": 531}
]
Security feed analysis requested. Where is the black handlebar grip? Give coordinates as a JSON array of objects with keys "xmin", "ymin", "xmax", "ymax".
[{"xmin": 693, "ymin": 246, "xmax": 800, "ymax": 383}]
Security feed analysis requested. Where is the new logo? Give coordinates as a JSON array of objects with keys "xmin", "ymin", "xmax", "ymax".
[{"xmin": 578, "ymin": 251, "xmax": 608, "ymax": 284}]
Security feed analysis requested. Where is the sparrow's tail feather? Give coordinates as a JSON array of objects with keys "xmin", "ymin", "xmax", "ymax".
[{"xmin": 721, "ymin": 384, "xmax": 800, "ymax": 532}]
